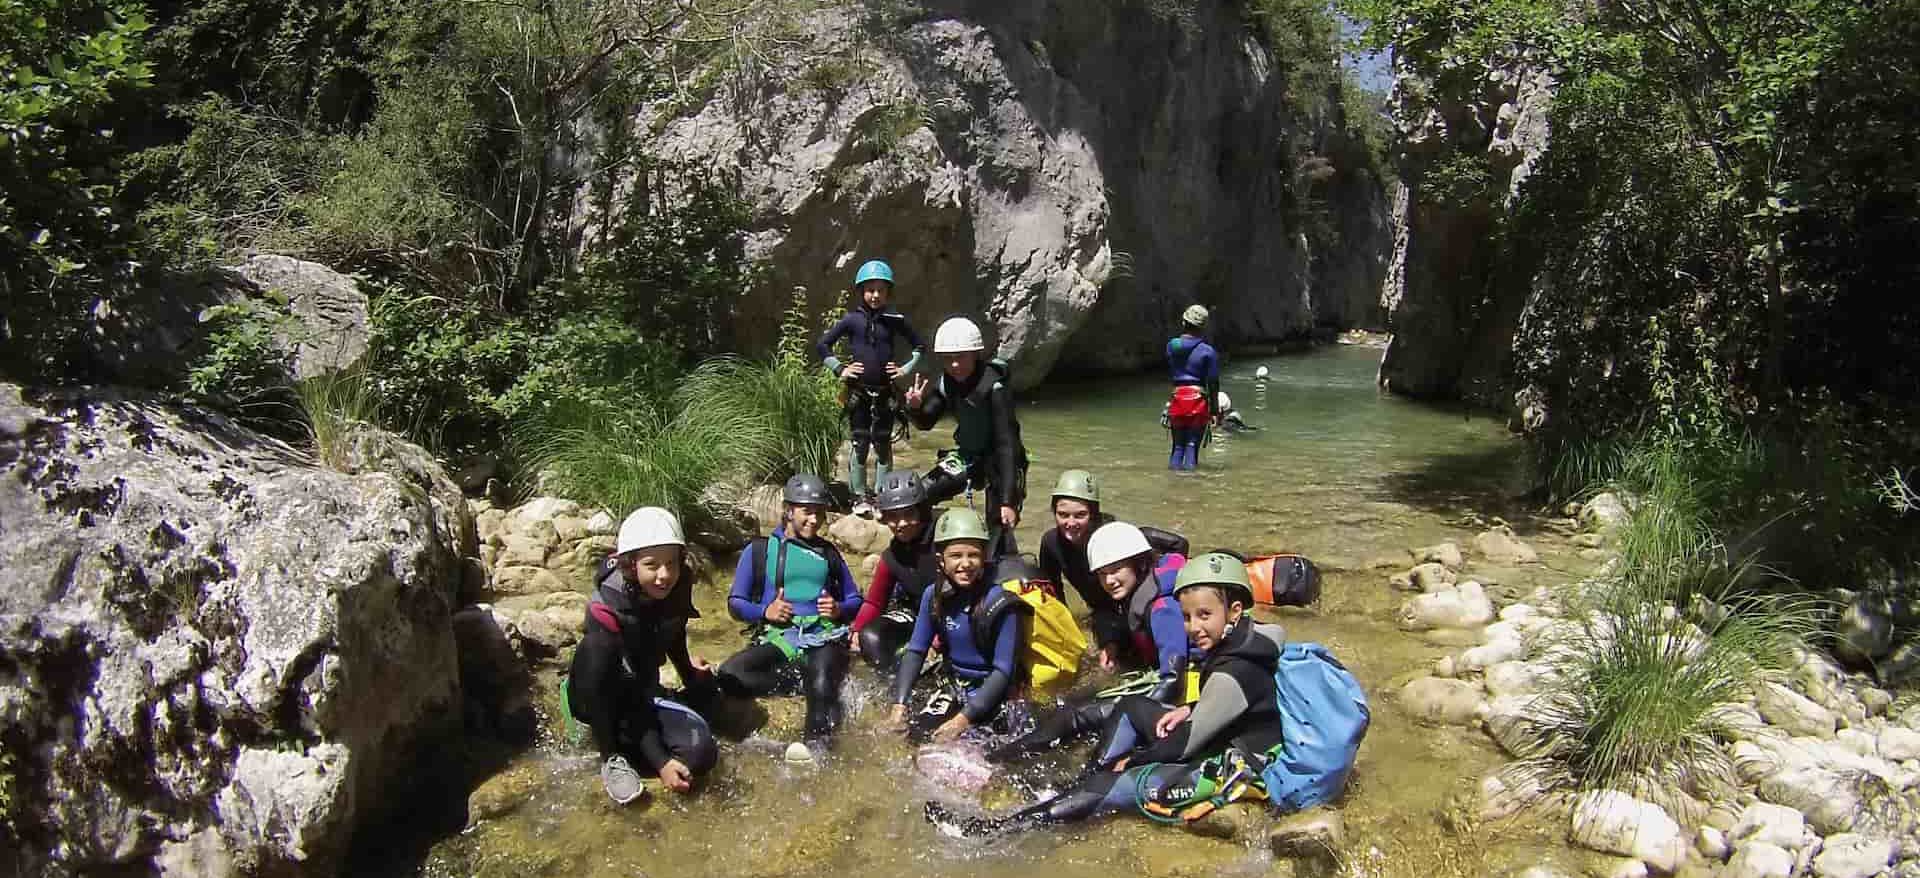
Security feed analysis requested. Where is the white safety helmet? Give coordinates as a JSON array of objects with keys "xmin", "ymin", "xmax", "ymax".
[
  {"xmin": 934, "ymin": 316, "xmax": 986, "ymax": 353},
  {"xmin": 1086, "ymin": 521, "xmax": 1154, "ymax": 572},
  {"xmin": 1255, "ymin": 365, "xmax": 1271, "ymax": 380},
  {"xmin": 1182, "ymin": 304, "xmax": 1210, "ymax": 327},
  {"xmin": 616, "ymin": 507, "xmax": 685, "ymax": 555},
  {"xmin": 1217, "ymin": 391, "xmax": 1233, "ymax": 412}
]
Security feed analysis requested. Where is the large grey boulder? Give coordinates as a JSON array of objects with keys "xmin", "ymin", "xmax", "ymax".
[
  {"xmin": 0, "ymin": 384, "xmax": 472, "ymax": 876},
  {"xmin": 635, "ymin": 0, "xmax": 1390, "ymax": 387},
  {"xmin": 232, "ymin": 254, "xmax": 371, "ymax": 381}
]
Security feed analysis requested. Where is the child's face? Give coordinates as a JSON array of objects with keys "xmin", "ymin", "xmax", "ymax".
[
  {"xmin": 859, "ymin": 280, "xmax": 890, "ymax": 310},
  {"xmin": 940, "ymin": 540, "xmax": 987, "ymax": 587},
  {"xmin": 942, "ymin": 351, "xmax": 979, "ymax": 381},
  {"xmin": 1097, "ymin": 560, "xmax": 1142, "ymax": 602},
  {"xmin": 1179, "ymin": 587, "xmax": 1244, "ymax": 653},
  {"xmin": 786, "ymin": 503, "xmax": 825, "ymax": 540},
  {"xmin": 1053, "ymin": 499, "xmax": 1095, "ymax": 545},
  {"xmin": 880, "ymin": 505, "xmax": 925, "ymax": 543},
  {"xmin": 620, "ymin": 546, "xmax": 683, "ymax": 600}
]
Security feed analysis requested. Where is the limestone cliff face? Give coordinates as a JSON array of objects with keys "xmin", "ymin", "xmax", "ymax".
[
  {"xmin": 1376, "ymin": 55, "xmax": 1554, "ymax": 406},
  {"xmin": 636, "ymin": 0, "xmax": 1389, "ymax": 386}
]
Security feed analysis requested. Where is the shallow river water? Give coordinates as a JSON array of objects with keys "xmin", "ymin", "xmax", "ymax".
[{"xmin": 413, "ymin": 344, "xmax": 1612, "ymax": 878}]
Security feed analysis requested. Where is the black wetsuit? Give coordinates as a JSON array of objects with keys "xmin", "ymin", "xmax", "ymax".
[
  {"xmin": 940, "ymin": 621, "xmax": 1285, "ymax": 833},
  {"xmin": 909, "ymin": 359, "xmax": 1028, "ymax": 555},
  {"xmin": 1037, "ymin": 517, "xmax": 1188, "ymax": 653},
  {"xmin": 853, "ymin": 520, "xmax": 939, "ymax": 671},
  {"xmin": 817, "ymin": 306, "xmax": 923, "ymax": 479},
  {"xmin": 566, "ymin": 558, "xmax": 719, "ymax": 778}
]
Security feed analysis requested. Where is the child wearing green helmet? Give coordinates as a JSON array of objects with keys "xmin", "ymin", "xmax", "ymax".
[
  {"xmin": 816, "ymin": 259, "xmax": 924, "ymax": 516},
  {"xmin": 927, "ymin": 552, "xmax": 1287, "ymax": 835},
  {"xmin": 886, "ymin": 508, "xmax": 1031, "ymax": 743}
]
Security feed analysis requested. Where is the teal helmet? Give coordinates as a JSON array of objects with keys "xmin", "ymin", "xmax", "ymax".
[{"xmin": 853, "ymin": 260, "xmax": 894, "ymax": 287}]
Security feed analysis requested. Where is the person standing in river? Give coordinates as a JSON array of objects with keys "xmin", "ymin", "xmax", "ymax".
[
  {"xmin": 1165, "ymin": 305, "xmax": 1221, "ymax": 471},
  {"xmin": 817, "ymin": 259, "xmax": 924, "ymax": 517},
  {"xmin": 566, "ymin": 507, "xmax": 719, "ymax": 804},
  {"xmin": 903, "ymin": 315, "xmax": 1028, "ymax": 556}
]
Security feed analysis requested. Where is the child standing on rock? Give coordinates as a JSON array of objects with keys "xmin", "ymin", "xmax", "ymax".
[{"xmin": 817, "ymin": 259, "xmax": 924, "ymax": 517}]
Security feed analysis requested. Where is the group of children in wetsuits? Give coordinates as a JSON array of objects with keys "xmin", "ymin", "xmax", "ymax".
[{"xmin": 566, "ymin": 260, "xmax": 1278, "ymax": 833}]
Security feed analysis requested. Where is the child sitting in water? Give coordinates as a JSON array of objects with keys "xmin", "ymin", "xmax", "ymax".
[
  {"xmin": 887, "ymin": 508, "xmax": 1031, "ymax": 743},
  {"xmin": 1035, "ymin": 469, "xmax": 1188, "ymax": 669},
  {"xmin": 714, "ymin": 474, "xmax": 862, "ymax": 756},
  {"xmin": 930, "ymin": 553, "xmax": 1286, "ymax": 834},
  {"xmin": 567, "ymin": 507, "xmax": 719, "ymax": 804},
  {"xmin": 849, "ymin": 471, "xmax": 940, "ymax": 673},
  {"xmin": 991, "ymin": 521, "xmax": 1190, "ymax": 764}
]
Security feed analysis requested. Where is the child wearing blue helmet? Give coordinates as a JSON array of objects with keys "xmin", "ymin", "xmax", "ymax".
[{"xmin": 816, "ymin": 259, "xmax": 925, "ymax": 515}]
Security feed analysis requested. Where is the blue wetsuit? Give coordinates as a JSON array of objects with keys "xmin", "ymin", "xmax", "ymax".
[
  {"xmin": 716, "ymin": 527, "xmax": 862, "ymax": 740},
  {"xmin": 817, "ymin": 307, "xmax": 924, "ymax": 495},
  {"xmin": 892, "ymin": 581, "xmax": 1022, "ymax": 731},
  {"xmin": 1165, "ymin": 334, "xmax": 1219, "ymax": 470}
]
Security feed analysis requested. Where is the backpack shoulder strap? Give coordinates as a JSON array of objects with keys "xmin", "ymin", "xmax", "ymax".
[
  {"xmin": 747, "ymin": 536, "xmax": 771, "ymax": 604},
  {"xmin": 970, "ymin": 584, "xmax": 1033, "ymax": 651}
]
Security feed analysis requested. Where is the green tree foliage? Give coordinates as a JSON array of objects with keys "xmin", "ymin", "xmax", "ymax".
[{"xmin": 0, "ymin": 0, "xmax": 154, "ymax": 380}]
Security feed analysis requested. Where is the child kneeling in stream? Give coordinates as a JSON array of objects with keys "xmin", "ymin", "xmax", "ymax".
[
  {"xmin": 849, "ymin": 470, "xmax": 940, "ymax": 673},
  {"xmin": 929, "ymin": 552, "xmax": 1285, "ymax": 835},
  {"xmin": 887, "ymin": 507, "xmax": 1032, "ymax": 743},
  {"xmin": 567, "ymin": 507, "xmax": 719, "ymax": 805},
  {"xmin": 714, "ymin": 473, "xmax": 862, "ymax": 759}
]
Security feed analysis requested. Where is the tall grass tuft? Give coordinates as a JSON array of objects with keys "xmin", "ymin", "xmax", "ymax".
[
  {"xmin": 514, "ymin": 400, "xmax": 774, "ymax": 518},
  {"xmin": 296, "ymin": 365, "xmax": 382, "ymax": 471},
  {"xmin": 675, "ymin": 355, "xmax": 843, "ymax": 483},
  {"xmin": 1505, "ymin": 584, "xmax": 1822, "ymax": 808}
]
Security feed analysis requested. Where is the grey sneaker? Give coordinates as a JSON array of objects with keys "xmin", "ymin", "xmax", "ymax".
[{"xmin": 601, "ymin": 755, "xmax": 646, "ymax": 804}]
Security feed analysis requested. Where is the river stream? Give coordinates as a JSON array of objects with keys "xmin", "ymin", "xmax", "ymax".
[{"xmin": 412, "ymin": 343, "xmax": 1612, "ymax": 878}]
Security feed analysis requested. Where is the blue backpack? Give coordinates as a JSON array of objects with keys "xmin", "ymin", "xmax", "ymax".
[{"xmin": 1260, "ymin": 642, "xmax": 1369, "ymax": 811}]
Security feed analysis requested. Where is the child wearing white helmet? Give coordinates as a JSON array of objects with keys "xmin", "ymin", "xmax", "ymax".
[
  {"xmin": 903, "ymin": 315, "xmax": 1029, "ymax": 555},
  {"xmin": 1165, "ymin": 304, "xmax": 1221, "ymax": 470},
  {"xmin": 567, "ymin": 507, "xmax": 719, "ymax": 804},
  {"xmin": 1035, "ymin": 469, "xmax": 1188, "ymax": 669},
  {"xmin": 816, "ymin": 259, "xmax": 924, "ymax": 515},
  {"xmin": 991, "ymin": 520, "xmax": 1191, "ymax": 765}
]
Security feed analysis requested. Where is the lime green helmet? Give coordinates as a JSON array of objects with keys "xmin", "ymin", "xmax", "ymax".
[
  {"xmin": 1050, "ymin": 469, "xmax": 1100, "ymax": 506},
  {"xmin": 1173, "ymin": 552, "xmax": 1254, "ymax": 606},
  {"xmin": 933, "ymin": 508, "xmax": 991, "ymax": 546}
]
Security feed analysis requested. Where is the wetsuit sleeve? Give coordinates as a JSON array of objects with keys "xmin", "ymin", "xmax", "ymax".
[
  {"xmin": 726, "ymin": 550, "xmax": 766, "ymax": 623},
  {"xmin": 1089, "ymin": 604, "xmax": 1128, "ymax": 654},
  {"xmin": 988, "ymin": 382, "xmax": 1024, "ymax": 508},
  {"xmin": 816, "ymin": 314, "xmax": 853, "ymax": 375},
  {"xmin": 1170, "ymin": 665, "xmax": 1257, "ymax": 762},
  {"xmin": 1141, "ymin": 526, "xmax": 1189, "ymax": 558},
  {"xmin": 1037, "ymin": 532, "xmax": 1064, "ymax": 591},
  {"xmin": 663, "ymin": 616, "xmax": 698, "ymax": 688},
  {"xmin": 892, "ymin": 587, "xmax": 939, "ymax": 704},
  {"xmin": 1200, "ymin": 344, "xmax": 1220, "ymax": 422},
  {"xmin": 961, "ymin": 608, "xmax": 1021, "ymax": 723},
  {"xmin": 895, "ymin": 313, "xmax": 925, "ymax": 375},
  {"xmin": 909, "ymin": 382, "xmax": 948, "ymax": 431},
  {"xmin": 851, "ymin": 561, "xmax": 895, "ymax": 634},
  {"xmin": 831, "ymin": 552, "xmax": 863, "ymax": 620},
  {"xmin": 1149, "ymin": 597, "xmax": 1189, "ymax": 687}
]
